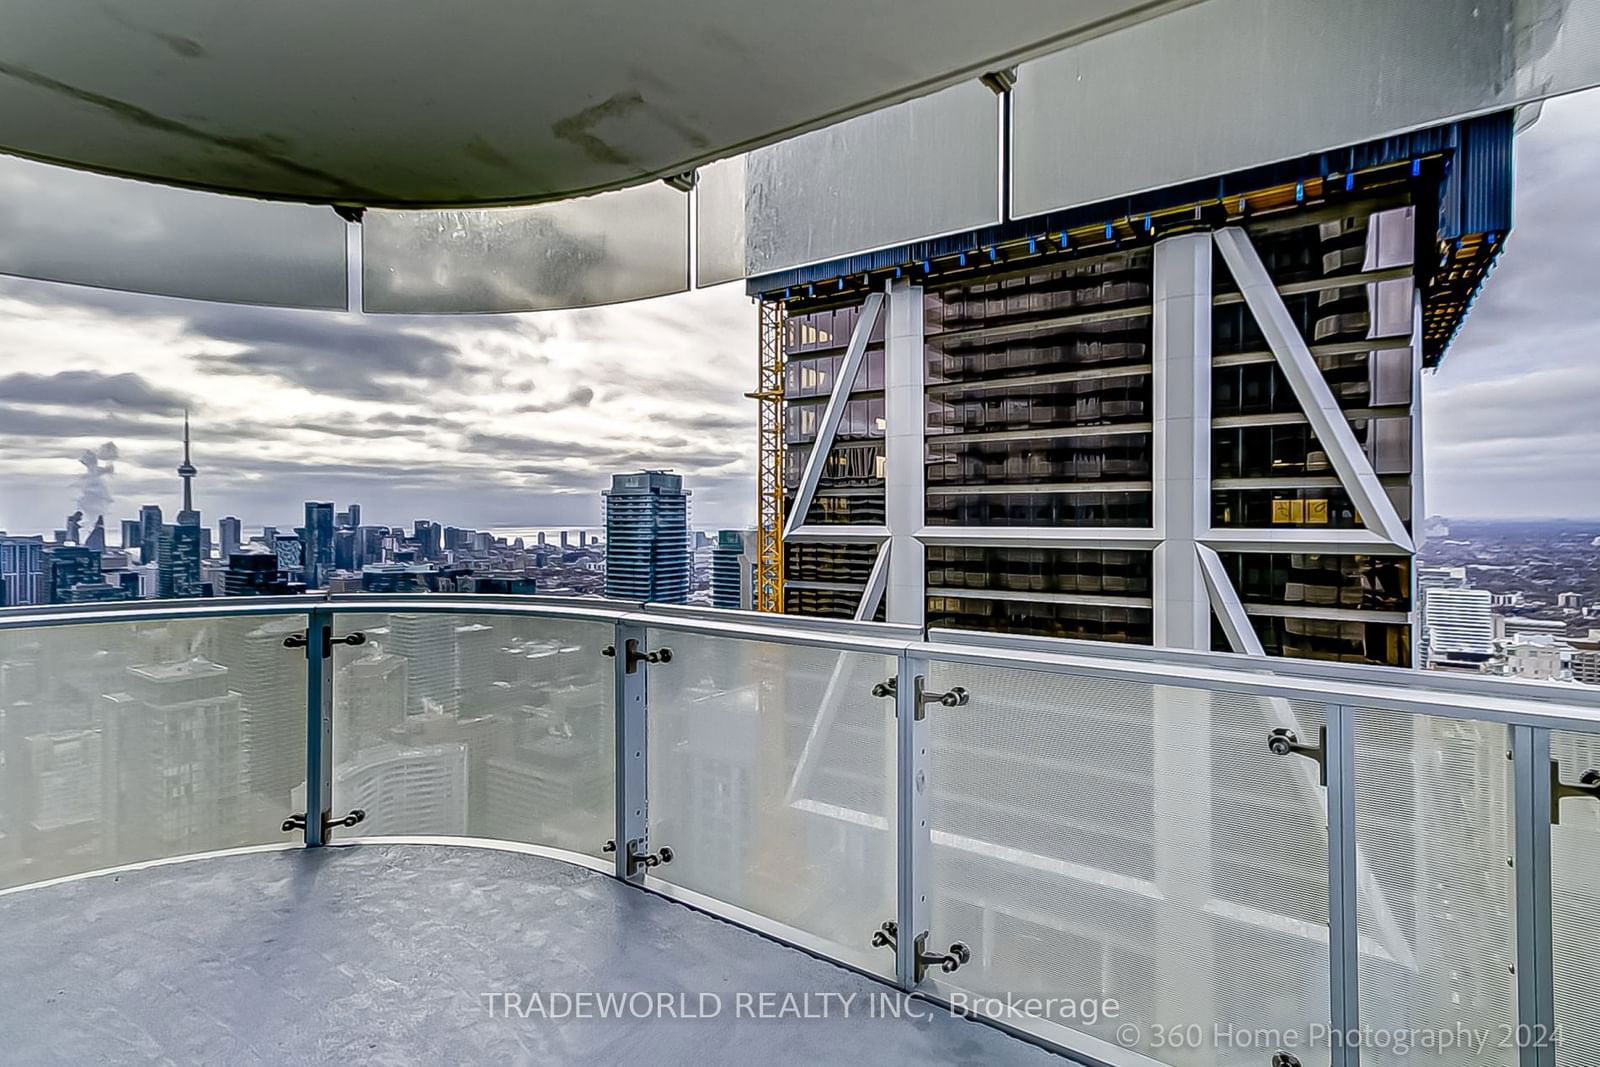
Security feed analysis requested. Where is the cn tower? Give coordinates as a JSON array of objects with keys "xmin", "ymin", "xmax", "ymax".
[{"xmin": 176, "ymin": 410, "xmax": 200, "ymax": 526}]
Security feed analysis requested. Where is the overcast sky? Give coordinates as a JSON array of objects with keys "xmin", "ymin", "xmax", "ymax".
[{"xmin": 0, "ymin": 92, "xmax": 1596, "ymax": 538}]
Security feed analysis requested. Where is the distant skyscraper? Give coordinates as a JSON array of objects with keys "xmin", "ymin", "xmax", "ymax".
[
  {"xmin": 120, "ymin": 519, "xmax": 142, "ymax": 553},
  {"xmin": 84, "ymin": 517, "xmax": 106, "ymax": 552},
  {"xmin": 43, "ymin": 545, "xmax": 99, "ymax": 604},
  {"xmin": 223, "ymin": 548, "xmax": 298, "ymax": 596},
  {"xmin": 304, "ymin": 503, "xmax": 335, "ymax": 588},
  {"xmin": 355, "ymin": 526, "xmax": 385, "ymax": 569},
  {"xmin": 175, "ymin": 411, "xmax": 200, "ymax": 527},
  {"xmin": 157, "ymin": 524, "xmax": 203, "ymax": 599},
  {"xmin": 138, "ymin": 504, "xmax": 162, "ymax": 564},
  {"xmin": 333, "ymin": 528, "xmax": 357, "ymax": 572},
  {"xmin": 65, "ymin": 512, "xmax": 82, "ymax": 544},
  {"xmin": 108, "ymin": 658, "xmax": 248, "ymax": 856},
  {"xmin": 273, "ymin": 534, "xmax": 304, "ymax": 582},
  {"xmin": 39, "ymin": 544, "xmax": 126, "ymax": 603},
  {"xmin": 0, "ymin": 536, "xmax": 44, "ymax": 607},
  {"xmin": 219, "ymin": 517, "xmax": 242, "ymax": 561},
  {"xmin": 603, "ymin": 471, "xmax": 690, "ymax": 603},
  {"xmin": 347, "ymin": 503, "xmax": 362, "ymax": 529},
  {"xmin": 1424, "ymin": 588, "xmax": 1495, "ymax": 668},
  {"xmin": 413, "ymin": 521, "xmax": 442, "ymax": 561},
  {"xmin": 711, "ymin": 530, "xmax": 752, "ymax": 610}
]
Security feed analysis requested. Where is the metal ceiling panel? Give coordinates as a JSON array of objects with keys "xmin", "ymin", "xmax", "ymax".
[{"xmin": 0, "ymin": 0, "xmax": 1199, "ymax": 208}]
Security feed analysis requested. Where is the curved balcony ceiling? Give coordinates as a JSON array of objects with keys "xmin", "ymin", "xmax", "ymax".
[{"xmin": 0, "ymin": 0, "xmax": 1197, "ymax": 208}]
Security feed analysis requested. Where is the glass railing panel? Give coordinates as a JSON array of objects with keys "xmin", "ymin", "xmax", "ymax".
[
  {"xmin": 643, "ymin": 628, "xmax": 898, "ymax": 977},
  {"xmin": 324, "ymin": 612, "xmax": 613, "ymax": 861},
  {"xmin": 922, "ymin": 659, "xmax": 1331, "ymax": 1066},
  {"xmin": 1551, "ymin": 728, "xmax": 1600, "ymax": 1067},
  {"xmin": 1352, "ymin": 710, "xmax": 1517, "ymax": 1066},
  {"xmin": 0, "ymin": 613, "xmax": 308, "ymax": 889}
]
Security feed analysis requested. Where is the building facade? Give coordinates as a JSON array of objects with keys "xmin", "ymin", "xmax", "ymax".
[
  {"xmin": 157, "ymin": 524, "xmax": 204, "ymax": 599},
  {"xmin": 0, "ymin": 536, "xmax": 45, "ymax": 607},
  {"xmin": 603, "ymin": 471, "xmax": 690, "ymax": 603},
  {"xmin": 303, "ymin": 503, "xmax": 335, "ymax": 589},
  {"xmin": 711, "ymin": 529, "xmax": 754, "ymax": 610},
  {"xmin": 222, "ymin": 548, "xmax": 299, "ymax": 596},
  {"xmin": 219, "ymin": 517, "xmax": 242, "ymax": 561},
  {"xmin": 754, "ymin": 115, "xmax": 1516, "ymax": 667}
]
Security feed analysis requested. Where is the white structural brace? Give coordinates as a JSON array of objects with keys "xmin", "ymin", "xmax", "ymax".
[
  {"xmin": 784, "ymin": 290, "xmax": 884, "ymax": 539},
  {"xmin": 1211, "ymin": 227, "xmax": 1414, "ymax": 552},
  {"xmin": 856, "ymin": 543, "xmax": 890, "ymax": 622},
  {"xmin": 1196, "ymin": 543, "xmax": 1264, "ymax": 656}
]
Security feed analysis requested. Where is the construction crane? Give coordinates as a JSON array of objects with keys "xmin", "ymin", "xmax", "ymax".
[{"xmin": 748, "ymin": 298, "xmax": 785, "ymax": 613}]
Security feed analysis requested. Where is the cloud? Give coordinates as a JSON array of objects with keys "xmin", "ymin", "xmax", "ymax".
[
  {"xmin": 189, "ymin": 313, "xmax": 472, "ymax": 401},
  {"xmin": 1422, "ymin": 90, "xmax": 1600, "ymax": 519},
  {"xmin": 0, "ymin": 371, "xmax": 188, "ymax": 413},
  {"xmin": 0, "ymin": 403, "xmax": 176, "ymax": 439},
  {"xmin": 513, "ymin": 384, "xmax": 595, "ymax": 413}
]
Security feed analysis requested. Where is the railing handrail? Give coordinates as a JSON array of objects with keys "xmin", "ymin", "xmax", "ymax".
[
  {"xmin": 923, "ymin": 634, "xmax": 1600, "ymax": 732},
  {"xmin": 4, "ymin": 594, "xmax": 1600, "ymax": 729},
  {"xmin": 931, "ymin": 624, "xmax": 1600, "ymax": 711}
]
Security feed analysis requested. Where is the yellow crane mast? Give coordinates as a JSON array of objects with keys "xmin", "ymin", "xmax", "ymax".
[{"xmin": 749, "ymin": 297, "xmax": 785, "ymax": 613}]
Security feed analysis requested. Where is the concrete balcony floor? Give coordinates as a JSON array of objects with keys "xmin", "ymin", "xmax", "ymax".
[{"xmin": 0, "ymin": 842, "xmax": 1056, "ymax": 1065}]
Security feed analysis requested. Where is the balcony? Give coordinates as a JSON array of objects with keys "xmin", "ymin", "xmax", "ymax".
[{"xmin": 1, "ymin": 595, "xmax": 1598, "ymax": 1066}]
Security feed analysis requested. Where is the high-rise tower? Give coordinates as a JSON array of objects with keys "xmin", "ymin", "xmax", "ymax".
[
  {"xmin": 603, "ymin": 472, "xmax": 690, "ymax": 603},
  {"xmin": 753, "ymin": 114, "xmax": 1516, "ymax": 669}
]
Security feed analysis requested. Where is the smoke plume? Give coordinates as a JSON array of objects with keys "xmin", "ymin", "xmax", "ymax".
[{"xmin": 75, "ymin": 441, "xmax": 119, "ymax": 519}]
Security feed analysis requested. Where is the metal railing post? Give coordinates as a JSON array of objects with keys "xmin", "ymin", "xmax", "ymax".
[
  {"xmin": 1512, "ymin": 724, "xmax": 1557, "ymax": 1067},
  {"xmin": 894, "ymin": 648, "xmax": 932, "ymax": 989},
  {"xmin": 1325, "ymin": 703, "xmax": 1360, "ymax": 1066},
  {"xmin": 303, "ymin": 607, "xmax": 334, "ymax": 847},
  {"xmin": 613, "ymin": 620, "xmax": 649, "ymax": 883}
]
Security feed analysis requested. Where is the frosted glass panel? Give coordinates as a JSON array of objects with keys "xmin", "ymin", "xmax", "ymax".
[
  {"xmin": 0, "ymin": 154, "xmax": 347, "ymax": 309},
  {"xmin": 645, "ymin": 629, "xmax": 897, "ymax": 976},
  {"xmin": 326, "ymin": 613, "xmax": 613, "ymax": 859},
  {"xmin": 1013, "ymin": 0, "xmax": 1600, "ymax": 218},
  {"xmin": 745, "ymin": 81, "xmax": 1000, "ymax": 277},
  {"xmin": 1551, "ymin": 729, "xmax": 1600, "ymax": 1067},
  {"xmin": 923, "ymin": 660, "xmax": 1330, "ymax": 1066},
  {"xmin": 695, "ymin": 155, "xmax": 748, "ymax": 287},
  {"xmin": 0, "ymin": 613, "xmax": 308, "ymax": 889},
  {"xmin": 1353, "ymin": 711, "xmax": 1517, "ymax": 1066},
  {"xmin": 362, "ymin": 183, "xmax": 689, "ymax": 313}
]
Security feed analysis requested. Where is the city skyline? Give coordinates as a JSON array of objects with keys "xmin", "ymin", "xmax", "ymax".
[{"xmin": 1, "ymin": 95, "xmax": 1599, "ymax": 536}]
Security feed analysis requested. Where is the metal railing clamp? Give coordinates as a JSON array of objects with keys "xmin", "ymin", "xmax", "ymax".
[
  {"xmin": 1268, "ymin": 726, "xmax": 1327, "ymax": 786},
  {"xmin": 870, "ymin": 921, "xmax": 969, "ymax": 982},
  {"xmin": 283, "ymin": 630, "xmax": 366, "ymax": 658},
  {"xmin": 282, "ymin": 808, "xmax": 366, "ymax": 835},
  {"xmin": 604, "ymin": 838, "xmax": 673, "ymax": 877},
  {"xmin": 601, "ymin": 639, "xmax": 672, "ymax": 674}
]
